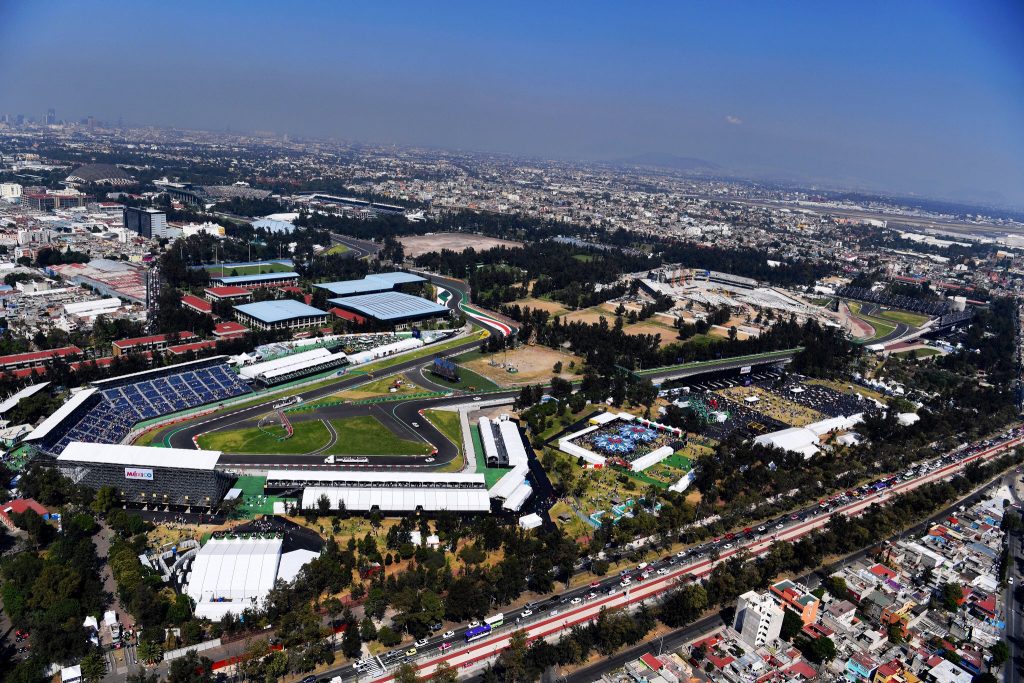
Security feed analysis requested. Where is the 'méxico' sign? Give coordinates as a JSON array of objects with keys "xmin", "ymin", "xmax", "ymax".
[{"xmin": 124, "ymin": 468, "xmax": 154, "ymax": 481}]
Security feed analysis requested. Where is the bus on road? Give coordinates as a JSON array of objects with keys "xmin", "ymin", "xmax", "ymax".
[
  {"xmin": 484, "ymin": 613, "xmax": 504, "ymax": 628},
  {"xmin": 465, "ymin": 625, "xmax": 492, "ymax": 642}
]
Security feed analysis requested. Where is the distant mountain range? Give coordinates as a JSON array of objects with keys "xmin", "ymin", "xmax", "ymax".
[{"xmin": 609, "ymin": 152, "xmax": 721, "ymax": 172}]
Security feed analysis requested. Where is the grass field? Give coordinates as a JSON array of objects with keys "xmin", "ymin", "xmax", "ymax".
[
  {"xmin": 423, "ymin": 408, "xmax": 463, "ymax": 457},
  {"xmin": 327, "ymin": 416, "xmax": 432, "ymax": 456},
  {"xmin": 335, "ymin": 375, "xmax": 425, "ymax": 401},
  {"xmin": 322, "ymin": 243, "xmax": 350, "ymax": 255},
  {"xmin": 878, "ymin": 309, "xmax": 931, "ymax": 327},
  {"xmin": 422, "ymin": 364, "xmax": 499, "ymax": 392},
  {"xmin": 471, "ymin": 425, "xmax": 511, "ymax": 488},
  {"xmin": 197, "ymin": 415, "xmax": 431, "ymax": 456},
  {"xmin": 893, "ymin": 347, "xmax": 942, "ymax": 359},
  {"xmin": 847, "ymin": 302, "xmax": 898, "ymax": 342},
  {"xmin": 198, "ymin": 419, "xmax": 331, "ymax": 454},
  {"xmin": 204, "ymin": 262, "xmax": 294, "ymax": 276}
]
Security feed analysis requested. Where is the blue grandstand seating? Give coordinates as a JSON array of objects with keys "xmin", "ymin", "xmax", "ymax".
[{"xmin": 45, "ymin": 362, "xmax": 251, "ymax": 453}]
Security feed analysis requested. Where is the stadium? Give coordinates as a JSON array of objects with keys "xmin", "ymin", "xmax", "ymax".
[
  {"xmin": 55, "ymin": 442, "xmax": 232, "ymax": 511},
  {"xmin": 25, "ymin": 356, "xmax": 252, "ymax": 455}
]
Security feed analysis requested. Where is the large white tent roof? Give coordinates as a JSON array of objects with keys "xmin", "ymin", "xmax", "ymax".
[
  {"xmin": 268, "ymin": 469, "xmax": 485, "ymax": 486},
  {"xmin": 186, "ymin": 537, "xmax": 284, "ymax": 617},
  {"xmin": 302, "ymin": 485, "xmax": 490, "ymax": 512}
]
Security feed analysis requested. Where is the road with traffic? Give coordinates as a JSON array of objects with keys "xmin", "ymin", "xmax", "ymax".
[{"xmin": 312, "ymin": 427, "xmax": 1024, "ymax": 683}]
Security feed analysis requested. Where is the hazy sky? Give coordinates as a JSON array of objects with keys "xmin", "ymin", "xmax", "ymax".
[{"xmin": 2, "ymin": 1, "xmax": 1022, "ymax": 206}]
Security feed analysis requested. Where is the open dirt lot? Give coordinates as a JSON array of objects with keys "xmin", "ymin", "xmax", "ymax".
[
  {"xmin": 623, "ymin": 321, "xmax": 679, "ymax": 347},
  {"xmin": 463, "ymin": 344, "xmax": 582, "ymax": 385},
  {"xmin": 511, "ymin": 296, "xmax": 569, "ymax": 316},
  {"xmin": 562, "ymin": 303, "xmax": 620, "ymax": 325},
  {"xmin": 400, "ymin": 233, "xmax": 523, "ymax": 257}
]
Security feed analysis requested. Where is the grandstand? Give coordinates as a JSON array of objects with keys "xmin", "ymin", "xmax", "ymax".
[
  {"xmin": 266, "ymin": 470, "xmax": 491, "ymax": 513},
  {"xmin": 238, "ymin": 347, "xmax": 349, "ymax": 386},
  {"xmin": 26, "ymin": 357, "xmax": 251, "ymax": 454},
  {"xmin": 56, "ymin": 442, "xmax": 232, "ymax": 510},
  {"xmin": 837, "ymin": 286, "xmax": 950, "ymax": 316}
]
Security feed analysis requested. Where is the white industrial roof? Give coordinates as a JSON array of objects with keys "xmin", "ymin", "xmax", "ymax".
[
  {"xmin": 0, "ymin": 382, "xmax": 49, "ymax": 414},
  {"xmin": 239, "ymin": 347, "xmax": 333, "ymax": 379},
  {"xmin": 187, "ymin": 537, "xmax": 291, "ymax": 618},
  {"xmin": 268, "ymin": 469, "xmax": 485, "ymax": 486},
  {"xmin": 502, "ymin": 482, "xmax": 533, "ymax": 511},
  {"xmin": 302, "ymin": 486, "xmax": 491, "ymax": 512},
  {"xmin": 25, "ymin": 388, "xmax": 97, "ymax": 442},
  {"xmin": 57, "ymin": 441, "xmax": 221, "ymax": 471},
  {"xmin": 234, "ymin": 299, "xmax": 326, "ymax": 324},
  {"xmin": 518, "ymin": 513, "xmax": 543, "ymax": 530}
]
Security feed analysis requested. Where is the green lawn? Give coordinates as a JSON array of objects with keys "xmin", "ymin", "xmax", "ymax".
[
  {"xmin": 423, "ymin": 409, "xmax": 463, "ymax": 457},
  {"xmin": 422, "ymin": 364, "xmax": 499, "ymax": 392},
  {"xmin": 197, "ymin": 415, "xmax": 432, "ymax": 456},
  {"xmin": 471, "ymin": 424, "xmax": 510, "ymax": 488},
  {"xmin": 893, "ymin": 347, "xmax": 942, "ymax": 359},
  {"xmin": 325, "ymin": 416, "xmax": 432, "ymax": 456},
  {"xmin": 198, "ymin": 419, "xmax": 332, "ymax": 454},
  {"xmin": 204, "ymin": 262, "xmax": 293, "ymax": 276},
  {"xmin": 322, "ymin": 243, "xmax": 350, "ymax": 255},
  {"xmin": 878, "ymin": 309, "xmax": 931, "ymax": 327},
  {"xmin": 848, "ymin": 302, "xmax": 898, "ymax": 342}
]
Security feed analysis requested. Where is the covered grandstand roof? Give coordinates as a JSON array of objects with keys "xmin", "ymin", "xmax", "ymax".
[
  {"xmin": 213, "ymin": 272, "xmax": 299, "ymax": 286},
  {"xmin": 301, "ymin": 486, "xmax": 491, "ymax": 512},
  {"xmin": 234, "ymin": 299, "xmax": 327, "ymax": 324},
  {"xmin": 91, "ymin": 356, "xmax": 231, "ymax": 388},
  {"xmin": 328, "ymin": 291, "xmax": 448, "ymax": 321},
  {"xmin": 24, "ymin": 388, "xmax": 97, "ymax": 442},
  {"xmin": 0, "ymin": 382, "xmax": 49, "ymax": 414},
  {"xmin": 269, "ymin": 470, "xmax": 485, "ymax": 486},
  {"xmin": 57, "ymin": 441, "xmax": 221, "ymax": 471},
  {"xmin": 239, "ymin": 347, "xmax": 333, "ymax": 379}
]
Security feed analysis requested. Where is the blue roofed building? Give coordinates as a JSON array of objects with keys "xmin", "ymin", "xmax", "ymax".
[
  {"xmin": 314, "ymin": 272, "xmax": 426, "ymax": 297},
  {"xmin": 210, "ymin": 271, "xmax": 300, "ymax": 289},
  {"xmin": 328, "ymin": 291, "xmax": 450, "ymax": 328},
  {"xmin": 234, "ymin": 299, "xmax": 329, "ymax": 331}
]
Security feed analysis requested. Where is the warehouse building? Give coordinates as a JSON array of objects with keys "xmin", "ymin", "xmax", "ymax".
[
  {"xmin": 267, "ymin": 470, "xmax": 491, "ymax": 513},
  {"xmin": 54, "ymin": 442, "xmax": 232, "ymax": 511},
  {"xmin": 233, "ymin": 299, "xmax": 329, "ymax": 331},
  {"xmin": 328, "ymin": 291, "xmax": 450, "ymax": 328},
  {"xmin": 209, "ymin": 271, "xmax": 300, "ymax": 289},
  {"xmin": 314, "ymin": 271, "xmax": 426, "ymax": 297}
]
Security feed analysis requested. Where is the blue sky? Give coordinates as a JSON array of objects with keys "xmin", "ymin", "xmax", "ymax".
[{"xmin": 1, "ymin": 1, "xmax": 1022, "ymax": 206}]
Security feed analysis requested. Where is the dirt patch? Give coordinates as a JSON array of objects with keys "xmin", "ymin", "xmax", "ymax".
[
  {"xmin": 512, "ymin": 296, "xmax": 569, "ymax": 316},
  {"xmin": 623, "ymin": 321, "xmax": 679, "ymax": 347},
  {"xmin": 400, "ymin": 233, "xmax": 523, "ymax": 258},
  {"xmin": 562, "ymin": 303, "xmax": 619, "ymax": 325},
  {"xmin": 464, "ymin": 345, "xmax": 582, "ymax": 386}
]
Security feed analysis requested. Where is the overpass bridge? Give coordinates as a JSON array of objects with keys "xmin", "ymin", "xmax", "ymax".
[{"xmin": 637, "ymin": 347, "xmax": 801, "ymax": 384}]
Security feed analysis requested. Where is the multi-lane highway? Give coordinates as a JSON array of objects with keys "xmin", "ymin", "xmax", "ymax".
[{"xmin": 310, "ymin": 426, "xmax": 1024, "ymax": 683}]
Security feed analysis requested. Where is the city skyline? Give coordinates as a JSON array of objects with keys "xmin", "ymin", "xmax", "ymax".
[{"xmin": 2, "ymin": 2, "xmax": 1023, "ymax": 207}]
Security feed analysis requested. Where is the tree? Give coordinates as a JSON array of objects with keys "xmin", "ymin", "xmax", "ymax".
[
  {"xmin": 394, "ymin": 663, "xmax": 421, "ymax": 683},
  {"xmin": 318, "ymin": 493, "xmax": 331, "ymax": 515},
  {"xmin": 80, "ymin": 651, "xmax": 107, "ymax": 683},
  {"xmin": 91, "ymin": 486, "xmax": 119, "ymax": 515},
  {"xmin": 499, "ymin": 630, "xmax": 529, "ymax": 683},
  {"xmin": 780, "ymin": 609, "xmax": 803, "ymax": 641},
  {"xmin": 342, "ymin": 622, "xmax": 363, "ymax": 659},
  {"xmin": 432, "ymin": 661, "xmax": 459, "ymax": 683},
  {"xmin": 137, "ymin": 640, "xmax": 163, "ymax": 665},
  {"xmin": 990, "ymin": 640, "xmax": 1010, "ymax": 670},
  {"xmin": 167, "ymin": 650, "xmax": 213, "ymax": 683},
  {"xmin": 359, "ymin": 617, "xmax": 378, "ymax": 642}
]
